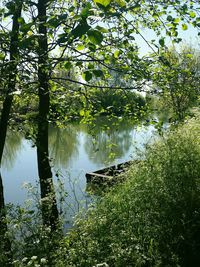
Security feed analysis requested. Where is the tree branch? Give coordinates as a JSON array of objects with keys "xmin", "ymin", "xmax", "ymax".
[{"xmin": 51, "ymin": 76, "xmax": 146, "ymax": 91}]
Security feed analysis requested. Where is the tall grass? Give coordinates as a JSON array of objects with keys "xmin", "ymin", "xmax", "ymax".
[{"xmin": 56, "ymin": 114, "xmax": 200, "ymax": 267}]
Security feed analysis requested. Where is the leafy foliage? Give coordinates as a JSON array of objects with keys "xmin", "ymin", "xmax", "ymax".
[
  {"xmin": 89, "ymin": 88, "xmax": 146, "ymax": 116},
  {"xmin": 0, "ymin": 0, "xmax": 199, "ymax": 119},
  {"xmin": 49, "ymin": 64, "xmax": 147, "ymax": 122},
  {"xmin": 150, "ymin": 46, "xmax": 200, "ymax": 120}
]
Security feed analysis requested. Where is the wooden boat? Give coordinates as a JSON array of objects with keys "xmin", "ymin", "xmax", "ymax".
[{"xmin": 85, "ymin": 161, "xmax": 133, "ymax": 185}]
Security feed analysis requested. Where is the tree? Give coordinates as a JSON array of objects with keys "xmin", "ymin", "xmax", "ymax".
[
  {"xmin": 0, "ymin": 0, "xmax": 22, "ymax": 164},
  {"xmin": 36, "ymin": 0, "xmax": 59, "ymax": 231},
  {"xmin": 150, "ymin": 46, "xmax": 200, "ymax": 120},
  {"xmin": 0, "ymin": 1, "xmax": 23, "ymax": 265}
]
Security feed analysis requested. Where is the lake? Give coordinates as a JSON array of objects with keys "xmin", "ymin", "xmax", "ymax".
[{"xmin": 1, "ymin": 118, "xmax": 157, "ymax": 225}]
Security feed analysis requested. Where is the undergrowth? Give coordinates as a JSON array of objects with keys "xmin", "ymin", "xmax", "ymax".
[{"xmin": 55, "ymin": 114, "xmax": 200, "ymax": 267}]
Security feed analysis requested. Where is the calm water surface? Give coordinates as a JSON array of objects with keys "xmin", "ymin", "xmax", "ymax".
[{"xmin": 1, "ymin": 119, "xmax": 157, "ymax": 223}]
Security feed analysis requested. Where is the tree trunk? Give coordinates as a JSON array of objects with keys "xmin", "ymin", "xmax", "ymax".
[
  {"xmin": 37, "ymin": 0, "xmax": 59, "ymax": 231},
  {"xmin": 0, "ymin": 1, "xmax": 23, "ymax": 264},
  {"xmin": 0, "ymin": 0, "xmax": 22, "ymax": 163}
]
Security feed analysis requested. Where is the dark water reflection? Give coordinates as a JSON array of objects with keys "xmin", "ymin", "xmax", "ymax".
[
  {"xmin": 1, "ymin": 118, "xmax": 156, "ymax": 224},
  {"xmin": 2, "ymin": 130, "xmax": 23, "ymax": 170},
  {"xmin": 84, "ymin": 119, "xmax": 135, "ymax": 165},
  {"xmin": 49, "ymin": 125, "xmax": 80, "ymax": 168}
]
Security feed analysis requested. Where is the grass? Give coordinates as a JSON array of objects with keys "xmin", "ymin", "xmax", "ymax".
[{"xmin": 55, "ymin": 113, "xmax": 200, "ymax": 267}]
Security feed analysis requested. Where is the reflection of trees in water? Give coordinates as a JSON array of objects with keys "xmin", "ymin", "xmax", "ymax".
[
  {"xmin": 49, "ymin": 125, "xmax": 79, "ymax": 169},
  {"xmin": 84, "ymin": 119, "xmax": 134, "ymax": 165},
  {"xmin": 2, "ymin": 131, "xmax": 22, "ymax": 170}
]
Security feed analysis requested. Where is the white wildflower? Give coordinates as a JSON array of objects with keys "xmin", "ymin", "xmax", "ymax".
[
  {"xmin": 22, "ymin": 257, "xmax": 28, "ymax": 262},
  {"xmin": 40, "ymin": 258, "xmax": 47, "ymax": 264}
]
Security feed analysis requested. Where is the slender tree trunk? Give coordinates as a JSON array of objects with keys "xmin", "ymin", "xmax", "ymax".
[
  {"xmin": 37, "ymin": 0, "xmax": 59, "ymax": 231},
  {"xmin": 0, "ymin": 1, "xmax": 23, "ymax": 264},
  {"xmin": 0, "ymin": 0, "xmax": 22, "ymax": 163}
]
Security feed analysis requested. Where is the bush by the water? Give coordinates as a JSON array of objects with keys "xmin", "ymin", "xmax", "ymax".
[
  {"xmin": 50, "ymin": 89, "xmax": 147, "ymax": 122},
  {"xmin": 55, "ymin": 114, "xmax": 200, "ymax": 267},
  {"xmin": 89, "ymin": 89, "xmax": 146, "ymax": 116}
]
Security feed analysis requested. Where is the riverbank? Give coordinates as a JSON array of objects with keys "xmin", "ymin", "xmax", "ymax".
[
  {"xmin": 1, "ymin": 112, "xmax": 200, "ymax": 266},
  {"xmin": 54, "ymin": 112, "xmax": 200, "ymax": 267}
]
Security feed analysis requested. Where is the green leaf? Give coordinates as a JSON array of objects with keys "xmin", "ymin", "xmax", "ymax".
[
  {"xmin": 182, "ymin": 24, "xmax": 188, "ymax": 30},
  {"xmin": 81, "ymin": 4, "xmax": 92, "ymax": 18},
  {"xmin": 80, "ymin": 110, "xmax": 85, "ymax": 116},
  {"xmin": 76, "ymin": 44, "xmax": 85, "ymax": 51},
  {"xmin": 82, "ymin": 71, "xmax": 92, "ymax": 81},
  {"xmin": 59, "ymin": 14, "xmax": 68, "ymax": 20},
  {"xmin": 18, "ymin": 17, "xmax": 25, "ymax": 24},
  {"xmin": 48, "ymin": 17, "xmax": 61, "ymax": 28},
  {"xmin": 174, "ymin": 18, "xmax": 180, "ymax": 24},
  {"xmin": 96, "ymin": 25, "xmax": 109, "ymax": 33},
  {"xmin": 88, "ymin": 63, "xmax": 94, "ymax": 69},
  {"xmin": 167, "ymin": 15, "xmax": 173, "ymax": 21},
  {"xmin": 21, "ymin": 22, "xmax": 34, "ymax": 33},
  {"xmin": 159, "ymin": 38, "xmax": 165, "ymax": 47},
  {"xmin": 64, "ymin": 62, "xmax": 72, "ymax": 69},
  {"xmin": 115, "ymin": 0, "xmax": 126, "ymax": 7},
  {"xmin": 186, "ymin": 53, "xmax": 192, "ymax": 59},
  {"xmin": 88, "ymin": 43, "xmax": 96, "ymax": 52},
  {"xmin": 87, "ymin": 30, "xmax": 103, "ymax": 45},
  {"xmin": 76, "ymin": 61, "xmax": 83, "ymax": 67},
  {"xmin": 93, "ymin": 69, "xmax": 103, "ymax": 77},
  {"xmin": 71, "ymin": 20, "xmax": 90, "ymax": 38},
  {"xmin": 114, "ymin": 50, "xmax": 120, "ymax": 58},
  {"xmin": 0, "ymin": 53, "xmax": 4, "ymax": 60},
  {"xmin": 94, "ymin": 0, "xmax": 111, "ymax": 7},
  {"xmin": 189, "ymin": 11, "xmax": 196, "ymax": 18}
]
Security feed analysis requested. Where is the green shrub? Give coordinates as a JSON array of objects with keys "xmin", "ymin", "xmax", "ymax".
[
  {"xmin": 90, "ymin": 89, "xmax": 146, "ymax": 116},
  {"xmin": 56, "ymin": 114, "xmax": 200, "ymax": 267}
]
